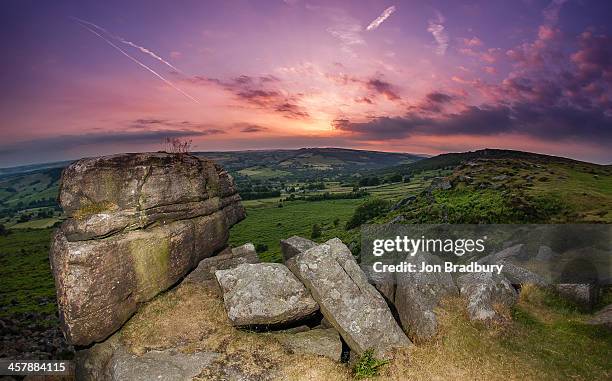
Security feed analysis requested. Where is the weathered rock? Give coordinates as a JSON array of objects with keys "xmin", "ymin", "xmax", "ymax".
[
  {"xmin": 430, "ymin": 177, "xmax": 452, "ymax": 190},
  {"xmin": 109, "ymin": 347, "xmax": 219, "ymax": 381},
  {"xmin": 280, "ymin": 236, "xmax": 317, "ymax": 262},
  {"xmin": 555, "ymin": 284, "xmax": 600, "ymax": 310},
  {"xmin": 588, "ymin": 304, "xmax": 612, "ymax": 329},
  {"xmin": 535, "ymin": 245, "xmax": 555, "ymax": 262},
  {"xmin": 286, "ymin": 238, "xmax": 411, "ymax": 358},
  {"xmin": 395, "ymin": 253, "xmax": 458, "ymax": 342},
  {"xmin": 75, "ymin": 332, "xmax": 122, "ymax": 381},
  {"xmin": 50, "ymin": 153, "xmax": 245, "ymax": 346},
  {"xmin": 390, "ymin": 195, "xmax": 416, "ymax": 211},
  {"xmin": 272, "ymin": 328, "xmax": 342, "ymax": 361},
  {"xmin": 457, "ymin": 271, "xmax": 518, "ymax": 322},
  {"xmin": 478, "ymin": 244, "xmax": 526, "ymax": 265},
  {"xmin": 215, "ymin": 263, "xmax": 318, "ymax": 326},
  {"xmin": 498, "ymin": 260, "xmax": 549, "ymax": 287},
  {"xmin": 184, "ymin": 243, "xmax": 259, "ymax": 287}
]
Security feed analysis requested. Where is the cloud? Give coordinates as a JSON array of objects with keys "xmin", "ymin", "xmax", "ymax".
[
  {"xmin": 542, "ymin": 0, "xmax": 568, "ymax": 24},
  {"xmin": 460, "ymin": 37, "xmax": 483, "ymax": 47},
  {"xmin": 0, "ymin": 128, "xmax": 224, "ymax": 156},
  {"xmin": 235, "ymin": 124, "xmax": 268, "ymax": 133},
  {"xmin": 190, "ymin": 74, "xmax": 310, "ymax": 120},
  {"xmin": 427, "ymin": 11, "xmax": 449, "ymax": 56},
  {"xmin": 333, "ymin": 102, "xmax": 612, "ymax": 144},
  {"xmin": 366, "ymin": 6, "xmax": 396, "ymax": 31},
  {"xmin": 365, "ymin": 78, "xmax": 401, "ymax": 100}
]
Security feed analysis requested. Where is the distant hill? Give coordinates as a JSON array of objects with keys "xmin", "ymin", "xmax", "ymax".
[
  {"xmin": 381, "ymin": 148, "xmax": 610, "ymax": 176},
  {"xmin": 0, "ymin": 160, "xmax": 73, "ymax": 178},
  {"xmin": 0, "ymin": 148, "xmax": 423, "ymax": 225},
  {"xmin": 196, "ymin": 148, "xmax": 423, "ymax": 180}
]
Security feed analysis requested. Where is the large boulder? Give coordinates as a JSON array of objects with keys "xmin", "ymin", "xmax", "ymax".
[
  {"xmin": 215, "ymin": 263, "xmax": 319, "ymax": 326},
  {"xmin": 394, "ymin": 252, "xmax": 458, "ymax": 342},
  {"xmin": 280, "ymin": 236, "xmax": 317, "ymax": 262},
  {"xmin": 457, "ymin": 271, "xmax": 518, "ymax": 322},
  {"xmin": 50, "ymin": 153, "xmax": 245, "ymax": 346},
  {"xmin": 286, "ymin": 238, "xmax": 411, "ymax": 358}
]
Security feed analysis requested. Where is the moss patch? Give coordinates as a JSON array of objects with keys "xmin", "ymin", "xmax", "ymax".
[
  {"xmin": 129, "ymin": 235, "xmax": 170, "ymax": 299},
  {"xmin": 73, "ymin": 201, "xmax": 117, "ymax": 220}
]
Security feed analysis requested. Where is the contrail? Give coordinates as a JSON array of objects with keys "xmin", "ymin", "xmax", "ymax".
[
  {"xmin": 75, "ymin": 21, "xmax": 200, "ymax": 104},
  {"xmin": 366, "ymin": 6, "xmax": 396, "ymax": 31},
  {"xmin": 72, "ymin": 17, "xmax": 183, "ymax": 74}
]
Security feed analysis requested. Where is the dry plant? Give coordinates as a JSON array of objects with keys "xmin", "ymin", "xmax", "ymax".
[{"xmin": 162, "ymin": 137, "xmax": 193, "ymax": 154}]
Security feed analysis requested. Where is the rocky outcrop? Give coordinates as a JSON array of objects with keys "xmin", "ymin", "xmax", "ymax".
[
  {"xmin": 395, "ymin": 252, "xmax": 458, "ymax": 342},
  {"xmin": 280, "ymin": 236, "xmax": 317, "ymax": 262},
  {"xmin": 457, "ymin": 272, "xmax": 518, "ymax": 322},
  {"xmin": 286, "ymin": 238, "xmax": 411, "ymax": 358},
  {"xmin": 215, "ymin": 263, "xmax": 319, "ymax": 326},
  {"xmin": 50, "ymin": 153, "xmax": 245, "ymax": 346}
]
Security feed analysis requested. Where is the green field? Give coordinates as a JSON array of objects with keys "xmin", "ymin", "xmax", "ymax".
[
  {"xmin": 229, "ymin": 199, "xmax": 361, "ymax": 262},
  {"xmin": 0, "ymin": 228, "xmax": 56, "ymax": 318}
]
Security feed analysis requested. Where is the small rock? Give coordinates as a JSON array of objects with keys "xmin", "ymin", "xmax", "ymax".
[
  {"xmin": 555, "ymin": 284, "xmax": 600, "ymax": 310},
  {"xmin": 280, "ymin": 236, "xmax": 317, "ymax": 262},
  {"xmin": 497, "ymin": 260, "xmax": 549, "ymax": 287},
  {"xmin": 588, "ymin": 304, "xmax": 612, "ymax": 329},
  {"xmin": 184, "ymin": 243, "xmax": 259, "ymax": 286},
  {"xmin": 457, "ymin": 271, "xmax": 517, "ymax": 322}
]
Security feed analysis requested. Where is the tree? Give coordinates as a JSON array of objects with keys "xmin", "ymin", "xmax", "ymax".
[
  {"xmin": 311, "ymin": 223, "xmax": 322, "ymax": 239},
  {"xmin": 346, "ymin": 199, "xmax": 391, "ymax": 230},
  {"xmin": 0, "ymin": 224, "xmax": 9, "ymax": 237}
]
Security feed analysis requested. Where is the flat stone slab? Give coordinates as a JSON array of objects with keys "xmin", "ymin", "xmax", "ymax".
[
  {"xmin": 216, "ymin": 263, "xmax": 319, "ymax": 326},
  {"xmin": 110, "ymin": 347, "xmax": 219, "ymax": 381},
  {"xmin": 272, "ymin": 328, "xmax": 342, "ymax": 361},
  {"xmin": 287, "ymin": 238, "xmax": 411, "ymax": 358}
]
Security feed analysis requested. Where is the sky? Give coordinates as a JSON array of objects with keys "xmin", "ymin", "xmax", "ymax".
[{"xmin": 1, "ymin": 0, "xmax": 611, "ymax": 167}]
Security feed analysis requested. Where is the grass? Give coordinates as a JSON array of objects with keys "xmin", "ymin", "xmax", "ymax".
[
  {"xmin": 353, "ymin": 349, "xmax": 390, "ymax": 379},
  {"xmin": 121, "ymin": 282, "xmax": 351, "ymax": 381},
  {"xmin": 237, "ymin": 166, "xmax": 292, "ymax": 180},
  {"xmin": 10, "ymin": 217, "xmax": 59, "ymax": 229},
  {"xmin": 0, "ymin": 228, "xmax": 56, "ymax": 318},
  {"xmin": 229, "ymin": 199, "xmax": 361, "ymax": 262}
]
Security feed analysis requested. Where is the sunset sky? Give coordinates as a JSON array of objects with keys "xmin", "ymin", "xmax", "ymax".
[{"xmin": 1, "ymin": 0, "xmax": 611, "ymax": 166}]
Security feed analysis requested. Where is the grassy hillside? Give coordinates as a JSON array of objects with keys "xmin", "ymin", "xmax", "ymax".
[{"xmin": 378, "ymin": 150, "xmax": 612, "ymax": 224}]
